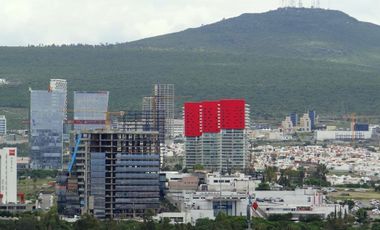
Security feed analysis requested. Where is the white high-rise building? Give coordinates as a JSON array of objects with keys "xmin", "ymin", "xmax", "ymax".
[
  {"xmin": 281, "ymin": 116, "xmax": 294, "ymax": 134},
  {"xmin": 0, "ymin": 115, "xmax": 6, "ymax": 136},
  {"xmin": 299, "ymin": 113, "xmax": 312, "ymax": 132},
  {"xmin": 0, "ymin": 147, "xmax": 17, "ymax": 203},
  {"xmin": 50, "ymin": 79, "xmax": 67, "ymax": 120},
  {"xmin": 49, "ymin": 79, "xmax": 67, "ymax": 92}
]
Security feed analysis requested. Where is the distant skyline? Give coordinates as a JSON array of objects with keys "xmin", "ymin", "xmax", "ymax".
[{"xmin": 0, "ymin": 0, "xmax": 378, "ymax": 46}]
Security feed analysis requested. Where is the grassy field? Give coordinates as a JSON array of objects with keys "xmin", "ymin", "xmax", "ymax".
[
  {"xmin": 328, "ymin": 189, "xmax": 380, "ymax": 201},
  {"xmin": 0, "ymin": 107, "xmax": 28, "ymax": 130},
  {"xmin": 18, "ymin": 177, "xmax": 55, "ymax": 201}
]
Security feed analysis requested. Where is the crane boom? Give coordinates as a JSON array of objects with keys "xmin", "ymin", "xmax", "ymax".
[{"xmin": 68, "ymin": 134, "xmax": 81, "ymax": 173}]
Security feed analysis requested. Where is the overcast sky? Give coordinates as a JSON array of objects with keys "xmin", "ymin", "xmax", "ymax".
[{"xmin": 0, "ymin": 0, "xmax": 378, "ymax": 46}]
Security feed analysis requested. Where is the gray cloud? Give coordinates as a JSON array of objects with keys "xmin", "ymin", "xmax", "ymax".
[{"xmin": 0, "ymin": 0, "xmax": 378, "ymax": 46}]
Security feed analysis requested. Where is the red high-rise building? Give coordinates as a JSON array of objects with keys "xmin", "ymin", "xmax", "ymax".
[
  {"xmin": 184, "ymin": 99, "xmax": 249, "ymax": 172},
  {"xmin": 184, "ymin": 99, "xmax": 246, "ymax": 137}
]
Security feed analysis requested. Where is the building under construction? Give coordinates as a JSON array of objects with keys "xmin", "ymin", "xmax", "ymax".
[
  {"xmin": 58, "ymin": 130, "xmax": 160, "ymax": 219},
  {"xmin": 111, "ymin": 110, "xmax": 166, "ymax": 145},
  {"xmin": 143, "ymin": 84, "xmax": 175, "ymax": 144}
]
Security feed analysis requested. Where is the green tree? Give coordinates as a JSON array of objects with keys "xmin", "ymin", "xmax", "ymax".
[
  {"xmin": 73, "ymin": 214, "xmax": 101, "ymax": 230},
  {"xmin": 41, "ymin": 206, "xmax": 71, "ymax": 230},
  {"xmin": 193, "ymin": 164, "xmax": 205, "ymax": 170},
  {"xmin": 356, "ymin": 208, "xmax": 368, "ymax": 224},
  {"xmin": 142, "ymin": 209, "xmax": 156, "ymax": 230},
  {"xmin": 314, "ymin": 164, "xmax": 329, "ymax": 182},
  {"xmin": 264, "ymin": 166, "xmax": 277, "ymax": 183},
  {"xmin": 256, "ymin": 182, "xmax": 270, "ymax": 191}
]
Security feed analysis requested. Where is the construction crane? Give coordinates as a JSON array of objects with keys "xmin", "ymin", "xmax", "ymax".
[
  {"xmin": 342, "ymin": 113, "xmax": 380, "ymax": 145},
  {"xmin": 351, "ymin": 113, "xmax": 356, "ymax": 144},
  {"xmin": 68, "ymin": 134, "xmax": 81, "ymax": 174}
]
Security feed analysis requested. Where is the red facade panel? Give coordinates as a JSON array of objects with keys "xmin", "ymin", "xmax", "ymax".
[
  {"xmin": 184, "ymin": 99, "xmax": 246, "ymax": 137},
  {"xmin": 220, "ymin": 99, "xmax": 245, "ymax": 129},
  {"xmin": 184, "ymin": 102, "xmax": 202, "ymax": 137},
  {"xmin": 202, "ymin": 101, "xmax": 220, "ymax": 133}
]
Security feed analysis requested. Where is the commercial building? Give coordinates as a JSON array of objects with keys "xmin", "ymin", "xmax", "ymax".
[
  {"xmin": 30, "ymin": 89, "xmax": 66, "ymax": 169},
  {"xmin": 0, "ymin": 115, "xmax": 6, "ymax": 136},
  {"xmin": 354, "ymin": 123, "xmax": 369, "ymax": 131},
  {"xmin": 315, "ymin": 130, "xmax": 372, "ymax": 141},
  {"xmin": 73, "ymin": 91, "xmax": 109, "ymax": 131},
  {"xmin": 184, "ymin": 99, "xmax": 250, "ymax": 172},
  {"xmin": 161, "ymin": 188, "xmax": 345, "ymax": 225},
  {"xmin": 204, "ymin": 173, "xmax": 257, "ymax": 193},
  {"xmin": 0, "ymin": 148, "xmax": 17, "ymax": 204},
  {"xmin": 60, "ymin": 130, "xmax": 160, "ymax": 219}
]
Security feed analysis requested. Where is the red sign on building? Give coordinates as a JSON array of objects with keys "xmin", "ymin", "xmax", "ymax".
[{"xmin": 8, "ymin": 149, "xmax": 15, "ymax": 156}]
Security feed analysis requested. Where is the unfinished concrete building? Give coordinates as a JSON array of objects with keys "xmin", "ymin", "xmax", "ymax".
[
  {"xmin": 143, "ymin": 84, "xmax": 175, "ymax": 144},
  {"xmin": 61, "ymin": 130, "xmax": 160, "ymax": 219}
]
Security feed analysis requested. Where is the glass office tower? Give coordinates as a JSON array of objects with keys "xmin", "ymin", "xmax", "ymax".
[{"xmin": 30, "ymin": 90, "xmax": 66, "ymax": 169}]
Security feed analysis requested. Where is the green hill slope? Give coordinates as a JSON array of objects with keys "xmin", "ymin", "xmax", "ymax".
[
  {"xmin": 0, "ymin": 7, "xmax": 380, "ymax": 127},
  {"xmin": 126, "ymin": 8, "xmax": 380, "ymax": 64}
]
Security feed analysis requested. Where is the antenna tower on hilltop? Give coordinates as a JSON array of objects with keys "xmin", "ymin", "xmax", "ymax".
[
  {"xmin": 311, "ymin": 0, "xmax": 321, "ymax": 8},
  {"xmin": 281, "ymin": 0, "xmax": 322, "ymax": 9}
]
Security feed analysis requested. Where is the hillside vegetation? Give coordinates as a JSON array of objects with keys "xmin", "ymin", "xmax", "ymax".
[{"xmin": 1, "ymin": 7, "xmax": 380, "ymax": 128}]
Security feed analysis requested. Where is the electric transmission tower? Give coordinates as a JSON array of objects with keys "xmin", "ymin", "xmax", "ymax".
[{"xmin": 297, "ymin": 0, "xmax": 302, "ymax": 8}]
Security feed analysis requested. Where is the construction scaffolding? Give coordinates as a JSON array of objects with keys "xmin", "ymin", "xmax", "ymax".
[
  {"xmin": 59, "ymin": 130, "xmax": 161, "ymax": 219},
  {"xmin": 110, "ymin": 110, "xmax": 166, "ymax": 145},
  {"xmin": 143, "ymin": 84, "xmax": 175, "ymax": 144}
]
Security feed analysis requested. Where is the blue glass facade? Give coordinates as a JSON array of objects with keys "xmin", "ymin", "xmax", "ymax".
[
  {"xmin": 354, "ymin": 123, "xmax": 369, "ymax": 131},
  {"xmin": 64, "ymin": 131, "xmax": 161, "ymax": 219},
  {"xmin": 90, "ymin": 152, "xmax": 106, "ymax": 219},
  {"xmin": 30, "ymin": 90, "xmax": 65, "ymax": 169},
  {"xmin": 290, "ymin": 112, "xmax": 298, "ymax": 126},
  {"xmin": 308, "ymin": 110, "xmax": 316, "ymax": 130}
]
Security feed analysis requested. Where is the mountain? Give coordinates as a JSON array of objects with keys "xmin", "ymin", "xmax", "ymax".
[
  {"xmin": 1, "ymin": 8, "xmax": 380, "ymax": 128},
  {"xmin": 126, "ymin": 8, "xmax": 380, "ymax": 64}
]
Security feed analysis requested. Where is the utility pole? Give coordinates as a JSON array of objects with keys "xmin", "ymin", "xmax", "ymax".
[{"xmin": 247, "ymin": 194, "xmax": 253, "ymax": 230}]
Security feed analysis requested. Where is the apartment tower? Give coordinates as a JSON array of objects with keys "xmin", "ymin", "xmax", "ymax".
[{"xmin": 184, "ymin": 99, "xmax": 250, "ymax": 172}]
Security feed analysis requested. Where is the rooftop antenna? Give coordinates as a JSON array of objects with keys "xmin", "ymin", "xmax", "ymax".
[{"xmin": 298, "ymin": 0, "xmax": 303, "ymax": 8}]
